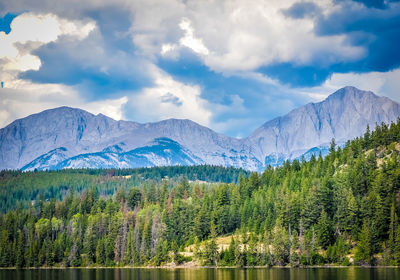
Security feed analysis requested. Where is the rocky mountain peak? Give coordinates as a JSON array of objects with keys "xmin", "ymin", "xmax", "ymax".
[{"xmin": 1, "ymin": 87, "xmax": 399, "ymax": 171}]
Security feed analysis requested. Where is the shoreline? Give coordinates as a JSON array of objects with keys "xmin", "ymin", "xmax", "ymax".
[{"xmin": 1, "ymin": 265, "xmax": 399, "ymax": 270}]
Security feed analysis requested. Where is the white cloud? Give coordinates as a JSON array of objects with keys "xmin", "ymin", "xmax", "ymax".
[
  {"xmin": 0, "ymin": 12, "xmax": 104, "ymax": 129},
  {"xmin": 161, "ymin": 43, "xmax": 177, "ymax": 55},
  {"xmin": 130, "ymin": 69, "xmax": 212, "ymax": 126},
  {"xmin": 81, "ymin": 96, "xmax": 128, "ymax": 120},
  {"xmin": 131, "ymin": 0, "xmax": 364, "ymax": 73},
  {"xmin": 198, "ymin": 0, "xmax": 363, "ymax": 72},
  {"xmin": 178, "ymin": 17, "xmax": 209, "ymax": 55},
  {"xmin": 323, "ymin": 70, "xmax": 400, "ymax": 102},
  {"xmin": 0, "ymin": 0, "xmax": 398, "ymax": 137},
  {"xmin": 291, "ymin": 69, "xmax": 400, "ymax": 104},
  {"xmin": 161, "ymin": 17, "xmax": 209, "ymax": 57},
  {"xmin": 129, "ymin": 0, "xmax": 185, "ymax": 58},
  {"xmin": 0, "ymin": 12, "xmax": 95, "ymax": 73},
  {"xmin": 3, "ymin": 54, "xmax": 42, "ymax": 71},
  {"xmin": 0, "ymin": 80, "xmax": 128, "ymax": 128}
]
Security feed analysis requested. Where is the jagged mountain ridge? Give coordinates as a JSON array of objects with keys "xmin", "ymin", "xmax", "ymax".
[
  {"xmin": 0, "ymin": 107, "xmax": 260, "ymax": 171},
  {"xmin": 1, "ymin": 86, "xmax": 399, "ymax": 171},
  {"xmin": 246, "ymin": 86, "xmax": 400, "ymax": 166}
]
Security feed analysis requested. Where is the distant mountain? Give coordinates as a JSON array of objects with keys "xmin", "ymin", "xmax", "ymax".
[
  {"xmin": 245, "ymin": 86, "xmax": 400, "ymax": 166},
  {"xmin": 46, "ymin": 138, "xmax": 203, "ymax": 170},
  {"xmin": 0, "ymin": 106, "xmax": 260, "ymax": 171},
  {"xmin": 1, "ymin": 86, "xmax": 399, "ymax": 171}
]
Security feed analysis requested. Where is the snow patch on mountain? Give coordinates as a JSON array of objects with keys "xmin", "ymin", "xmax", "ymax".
[{"xmin": 1, "ymin": 86, "xmax": 399, "ymax": 171}]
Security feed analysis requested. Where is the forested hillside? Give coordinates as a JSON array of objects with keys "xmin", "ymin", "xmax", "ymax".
[
  {"xmin": 0, "ymin": 120, "xmax": 400, "ymax": 267},
  {"xmin": 0, "ymin": 165, "xmax": 248, "ymax": 213}
]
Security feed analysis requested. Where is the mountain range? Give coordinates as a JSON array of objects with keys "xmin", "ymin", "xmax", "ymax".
[{"xmin": 1, "ymin": 86, "xmax": 399, "ymax": 171}]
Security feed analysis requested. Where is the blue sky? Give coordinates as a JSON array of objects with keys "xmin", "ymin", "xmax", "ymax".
[{"xmin": 0, "ymin": 0, "xmax": 399, "ymax": 137}]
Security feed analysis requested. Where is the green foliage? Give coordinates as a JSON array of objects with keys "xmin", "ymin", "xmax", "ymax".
[
  {"xmin": 326, "ymin": 236, "xmax": 349, "ymax": 264},
  {"xmin": 316, "ymin": 210, "xmax": 334, "ymax": 249},
  {"xmin": 354, "ymin": 220, "xmax": 373, "ymax": 265},
  {"xmin": 127, "ymin": 188, "xmax": 142, "ymax": 209},
  {"xmin": 0, "ymin": 165, "xmax": 249, "ymax": 213},
  {"xmin": 271, "ymin": 221, "xmax": 289, "ymax": 265}
]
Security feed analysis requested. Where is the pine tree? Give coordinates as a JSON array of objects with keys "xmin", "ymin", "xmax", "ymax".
[
  {"xmin": 224, "ymin": 237, "xmax": 236, "ymax": 265},
  {"xmin": 124, "ymin": 228, "xmax": 134, "ymax": 265},
  {"xmin": 127, "ymin": 188, "xmax": 142, "ymax": 209},
  {"xmin": 83, "ymin": 226, "xmax": 97, "ymax": 264},
  {"xmin": 387, "ymin": 203, "xmax": 397, "ymax": 263},
  {"xmin": 96, "ymin": 239, "xmax": 106, "ymax": 265},
  {"xmin": 355, "ymin": 220, "xmax": 372, "ymax": 265},
  {"xmin": 290, "ymin": 229, "xmax": 300, "ymax": 266},
  {"xmin": 394, "ymin": 222, "xmax": 400, "ymax": 265},
  {"xmin": 170, "ymin": 240, "xmax": 184, "ymax": 264},
  {"xmin": 246, "ymin": 233, "xmax": 258, "ymax": 266},
  {"xmin": 316, "ymin": 209, "xmax": 334, "ymax": 249},
  {"xmin": 0, "ymin": 230, "xmax": 10, "ymax": 267},
  {"xmin": 271, "ymin": 221, "xmax": 289, "ymax": 265},
  {"xmin": 203, "ymin": 223, "xmax": 219, "ymax": 266},
  {"xmin": 15, "ymin": 230, "xmax": 24, "ymax": 268},
  {"xmin": 153, "ymin": 239, "xmax": 169, "ymax": 266}
]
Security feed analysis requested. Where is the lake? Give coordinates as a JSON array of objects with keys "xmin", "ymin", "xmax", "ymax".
[{"xmin": 1, "ymin": 267, "xmax": 399, "ymax": 280}]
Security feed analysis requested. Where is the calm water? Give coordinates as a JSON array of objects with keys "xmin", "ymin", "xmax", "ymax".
[{"xmin": 1, "ymin": 268, "xmax": 399, "ymax": 280}]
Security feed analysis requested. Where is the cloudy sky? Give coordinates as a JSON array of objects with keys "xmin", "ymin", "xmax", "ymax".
[{"xmin": 0, "ymin": 0, "xmax": 399, "ymax": 137}]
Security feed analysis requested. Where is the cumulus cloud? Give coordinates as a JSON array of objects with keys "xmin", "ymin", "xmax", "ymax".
[
  {"xmin": 0, "ymin": 12, "xmax": 128, "ymax": 127},
  {"xmin": 322, "ymin": 69, "xmax": 400, "ymax": 102},
  {"xmin": 0, "ymin": 0, "xmax": 399, "ymax": 138},
  {"xmin": 0, "ymin": 80, "xmax": 129, "ymax": 128},
  {"xmin": 154, "ymin": 0, "xmax": 363, "ymax": 73},
  {"xmin": 161, "ymin": 17, "xmax": 209, "ymax": 58},
  {"xmin": 283, "ymin": 2, "xmax": 322, "ymax": 19},
  {"xmin": 287, "ymin": 69, "xmax": 400, "ymax": 104},
  {"xmin": 178, "ymin": 17, "xmax": 209, "ymax": 55},
  {"xmin": 126, "ymin": 69, "xmax": 212, "ymax": 126},
  {"xmin": 0, "ymin": 13, "xmax": 95, "ymax": 73}
]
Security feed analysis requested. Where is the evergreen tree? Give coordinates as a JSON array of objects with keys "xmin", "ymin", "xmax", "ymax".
[
  {"xmin": 316, "ymin": 209, "xmax": 334, "ymax": 249},
  {"xmin": 96, "ymin": 239, "xmax": 106, "ymax": 265},
  {"xmin": 15, "ymin": 230, "xmax": 24, "ymax": 268},
  {"xmin": 394, "ymin": 222, "xmax": 400, "ymax": 265},
  {"xmin": 355, "ymin": 220, "xmax": 373, "ymax": 265},
  {"xmin": 289, "ymin": 229, "xmax": 300, "ymax": 266},
  {"xmin": 0, "ymin": 230, "xmax": 10, "ymax": 267},
  {"xmin": 203, "ymin": 223, "xmax": 219, "ymax": 266},
  {"xmin": 271, "ymin": 221, "xmax": 289, "ymax": 265}
]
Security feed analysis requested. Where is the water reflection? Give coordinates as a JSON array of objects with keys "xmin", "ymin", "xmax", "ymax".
[{"xmin": 1, "ymin": 267, "xmax": 400, "ymax": 280}]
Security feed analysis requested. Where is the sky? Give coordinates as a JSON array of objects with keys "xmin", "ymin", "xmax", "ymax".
[{"xmin": 0, "ymin": 0, "xmax": 399, "ymax": 138}]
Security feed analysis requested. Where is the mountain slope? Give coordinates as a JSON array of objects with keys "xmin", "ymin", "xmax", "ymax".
[
  {"xmin": 246, "ymin": 86, "xmax": 400, "ymax": 166},
  {"xmin": 39, "ymin": 138, "xmax": 203, "ymax": 170},
  {"xmin": 0, "ymin": 107, "xmax": 260, "ymax": 171},
  {"xmin": 1, "ymin": 86, "xmax": 399, "ymax": 171}
]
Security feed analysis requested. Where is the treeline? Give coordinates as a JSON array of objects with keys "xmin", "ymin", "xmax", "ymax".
[
  {"xmin": 0, "ymin": 165, "xmax": 249, "ymax": 213},
  {"xmin": 0, "ymin": 120, "xmax": 400, "ymax": 267}
]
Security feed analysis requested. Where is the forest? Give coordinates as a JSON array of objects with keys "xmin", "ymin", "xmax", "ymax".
[
  {"xmin": 0, "ymin": 165, "xmax": 248, "ymax": 213},
  {"xmin": 0, "ymin": 120, "xmax": 400, "ymax": 267}
]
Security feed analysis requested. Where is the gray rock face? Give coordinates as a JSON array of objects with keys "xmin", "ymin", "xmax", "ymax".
[
  {"xmin": 0, "ymin": 106, "xmax": 260, "ymax": 171},
  {"xmin": 1, "ymin": 86, "xmax": 399, "ymax": 171},
  {"xmin": 246, "ymin": 86, "xmax": 400, "ymax": 165}
]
